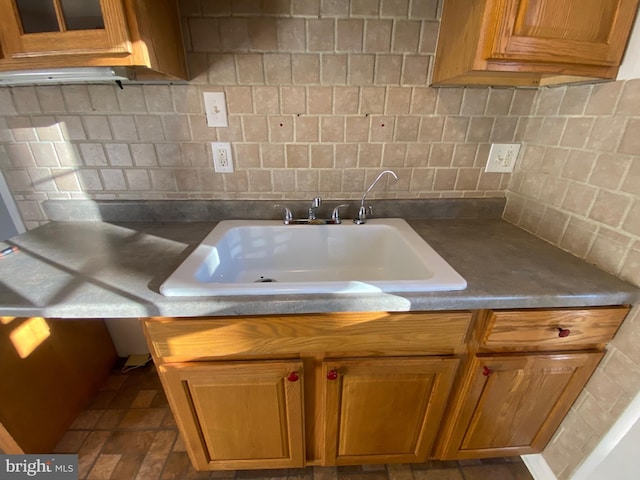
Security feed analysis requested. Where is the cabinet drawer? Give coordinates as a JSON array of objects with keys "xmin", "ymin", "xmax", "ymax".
[
  {"xmin": 144, "ymin": 311, "xmax": 472, "ymax": 362},
  {"xmin": 482, "ymin": 307, "xmax": 628, "ymax": 350}
]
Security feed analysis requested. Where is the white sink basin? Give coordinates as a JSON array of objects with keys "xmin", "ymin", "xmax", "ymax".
[{"xmin": 160, "ymin": 218, "xmax": 466, "ymax": 296}]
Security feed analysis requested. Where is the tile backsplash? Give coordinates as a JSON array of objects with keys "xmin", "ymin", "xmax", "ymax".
[{"xmin": 0, "ymin": 0, "xmax": 530, "ymax": 228}]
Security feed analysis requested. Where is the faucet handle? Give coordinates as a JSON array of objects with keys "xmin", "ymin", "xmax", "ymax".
[
  {"xmin": 331, "ymin": 204, "xmax": 349, "ymax": 224},
  {"xmin": 274, "ymin": 204, "xmax": 293, "ymax": 224},
  {"xmin": 311, "ymin": 197, "xmax": 322, "ymax": 208}
]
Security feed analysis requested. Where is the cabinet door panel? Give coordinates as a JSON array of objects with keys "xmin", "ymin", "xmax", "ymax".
[
  {"xmin": 159, "ymin": 361, "xmax": 305, "ymax": 470},
  {"xmin": 323, "ymin": 357, "xmax": 459, "ymax": 465},
  {"xmin": 487, "ymin": 0, "xmax": 639, "ymax": 66},
  {"xmin": 0, "ymin": 0, "xmax": 130, "ymax": 58},
  {"xmin": 439, "ymin": 352, "xmax": 603, "ymax": 459}
]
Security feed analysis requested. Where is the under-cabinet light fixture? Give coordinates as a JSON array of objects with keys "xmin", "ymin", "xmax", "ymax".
[{"xmin": 0, "ymin": 67, "xmax": 134, "ymax": 86}]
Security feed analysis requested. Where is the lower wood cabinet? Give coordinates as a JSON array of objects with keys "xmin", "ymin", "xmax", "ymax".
[
  {"xmin": 322, "ymin": 357, "xmax": 459, "ymax": 465},
  {"xmin": 436, "ymin": 352, "xmax": 603, "ymax": 459},
  {"xmin": 143, "ymin": 307, "xmax": 628, "ymax": 470},
  {"xmin": 158, "ymin": 361, "xmax": 305, "ymax": 470}
]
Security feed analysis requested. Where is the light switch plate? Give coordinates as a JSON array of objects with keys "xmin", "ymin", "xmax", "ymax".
[
  {"xmin": 203, "ymin": 92, "xmax": 228, "ymax": 127},
  {"xmin": 485, "ymin": 143, "xmax": 521, "ymax": 173}
]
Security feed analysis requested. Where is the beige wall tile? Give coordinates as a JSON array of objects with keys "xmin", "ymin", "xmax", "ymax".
[
  {"xmin": 364, "ymin": 20, "xmax": 392, "ymax": 52},
  {"xmin": 253, "ymin": 87, "xmax": 280, "ymax": 114},
  {"xmin": 346, "ymin": 117, "xmax": 370, "ymax": 142},
  {"xmin": 307, "ymin": 87, "xmax": 333, "ymax": 114},
  {"xmin": 295, "ymin": 116, "xmax": 319, "ymax": 142},
  {"xmin": 370, "ymin": 116, "xmax": 395, "ymax": 142},
  {"xmin": 84, "ymin": 116, "xmax": 113, "ymax": 141},
  {"xmin": 337, "ymin": 20, "xmax": 364, "ymax": 52},
  {"xmin": 243, "ymin": 116, "xmax": 269, "ymax": 142},
  {"xmin": 386, "ymin": 87, "xmax": 411, "ymax": 114},
  {"xmin": 352, "ymin": 0, "xmax": 380, "ymax": 16},
  {"xmin": 619, "ymin": 118, "xmax": 640, "ymax": 155},
  {"xmin": 402, "ymin": 55, "xmax": 430, "ymax": 85},
  {"xmin": 392, "ymin": 20, "xmax": 420, "ymax": 52},
  {"xmin": 536, "ymin": 87, "xmax": 564, "ymax": 116},
  {"xmin": 281, "ymin": 87, "xmax": 306, "ymax": 114},
  {"xmin": 277, "ymin": 18, "xmax": 306, "ymax": 52},
  {"xmin": 293, "ymin": 0, "xmax": 320, "ymax": 16},
  {"xmin": 395, "ymin": 116, "xmax": 420, "ymax": 141},
  {"xmin": 311, "ymin": 144, "xmax": 333, "ymax": 168},
  {"xmin": 381, "ymin": 0, "xmax": 409, "ymax": 17},
  {"xmin": 419, "ymin": 20, "xmax": 439, "ymax": 53},
  {"xmin": 293, "ymin": 54, "xmax": 320, "ymax": 84},
  {"xmin": 322, "ymin": 55, "xmax": 348, "ymax": 84},
  {"xmin": 247, "ymin": 169, "xmax": 272, "ymax": 192},
  {"xmin": 588, "ymin": 154, "xmax": 630, "ymax": 190},
  {"xmin": 623, "ymin": 200, "xmax": 640, "ymax": 237},
  {"xmin": 435, "ymin": 88, "xmax": 463, "ymax": 115},
  {"xmin": 349, "ymin": 55, "xmax": 375, "ymax": 85},
  {"xmin": 418, "ymin": 117, "xmax": 443, "ymax": 142},
  {"xmin": 218, "ymin": 17, "xmax": 249, "ymax": 52},
  {"xmin": 560, "ymin": 118, "xmax": 593, "ymax": 148},
  {"xmin": 486, "ymin": 89, "xmax": 514, "ymax": 116},
  {"xmin": 261, "ymin": 144, "xmax": 285, "ymax": 168},
  {"xmin": 382, "ymin": 143, "xmax": 406, "ymax": 167},
  {"xmin": 322, "ymin": 0, "xmax": 349, "ymax": 16},
  {"xmin": 360, "ymin": 87, "xmax": 386, "ymax": 114},
  {"xmin": 308, "ymin": 19, "xmax": 335, "ymax": 52},
  {"xmin": 375, "ymin": 55, "xmax": 403, "ymax": 84},
  {"xmin": 562, "ymin": 182, "xmax": 598, "ymax": 216},
  {"xmin": 36, "ymin": 86, "xmax": 67, "ymax": 113},
  {"xmin": 587, "ymin": 117, "xmax": 626, "ymax": 151},
  {"xmin": 433, "ymin": 168, "xmax": 456, "ymax": 190},
  {"xmin": 410, "ymin": 87, "xmax": 437, "ymax": 114},
  {"xmin": 358, "ymin": 143, "xmax": 383, "ymax": 167},
  {"xmin": 559, "ymin": 84, "xmax": 591, "ymax": 115},
  {"xmin": 247, "ymin": 18, "xmax": 278, "ymax": 51},
  {"xmin": 208, "ymin": 54, "xmax": 238, "ymax": 84},
  {"xmin": 237, "ymin": 54, "xmax": 265, "ymax": 83},
  {"xmin": 321, "ymin": 116, "xmax": 345, "ymax": 142},
  {"xmin": 269, "ymin": 116, "xmax": 294, "ymax": 142},
  {"xmin": 617, "ymin": 80, "xmax": 640, "ymax": 115},
  {"xmin": 234, "ymin": 143, "xmax": 260, "ymax": 168},
  {"xmin": 334, "ymin": 87, "xmax": 360, "ymax": 114},
  {"xmin": 264, "ymin": 54, "xmax": 292, "ymax": 85},
  {"xmin": 586, "ymin": 81, "xmax": 623, "ymax": 115}
]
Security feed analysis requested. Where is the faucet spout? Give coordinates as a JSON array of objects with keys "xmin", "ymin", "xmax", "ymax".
[{"xmin": 354, "ymin": 170, "xmax": 399, "ymax": 224}]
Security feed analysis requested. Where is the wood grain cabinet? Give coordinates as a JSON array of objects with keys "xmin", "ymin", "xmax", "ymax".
[
  {"xmin": 143, "ymin": 307, "xmax": 628, "ymax": 470},
  {"xmin": 144, "ymin": 311, "xmax": 472, "ymax": 470},
  {"xmin": 322, "ymin": 357, "xmax": 458, "ymax": 466},
  {"xmin": 435, "ymin": 307, "xmax": 629, "ymax": 459},
  {"xmin": 158, "ymin": 361, "xmax": 305, "ymax": 471},
  {"xmin": 432, "ymin": 0, "xmax": 640, "ymax": 87},
  {"xmin": 0, "ymin": 0, "xmax": 187, "ymax": 80}
]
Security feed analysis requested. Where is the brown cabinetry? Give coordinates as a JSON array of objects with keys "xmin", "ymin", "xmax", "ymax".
[
  {"xmin": 143, "ymin": 307, "xmax": 628, "ymax": 471},
  {"xmin": 435, "ymin": 307, "xmax": 628, "ymax": 459},
  {"xmin": 144, "ymin": 311, "xmax": 471, "ymax": 470},
  {"xmin": 159, "ymin": 361, "xmax": 305, "ymax": 471},
  {"xmin": 322, "ymin": 357, "xmax": 458, "ymax": 465},
  {"xmin": 0, "ymin": 0, "xmax": 187, "ymax": 80},
  {"xmin": 433, "ymin": 0, "xmax": 640, "ymax": 87}
]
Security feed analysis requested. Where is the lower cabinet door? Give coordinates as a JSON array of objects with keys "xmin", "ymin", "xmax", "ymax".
[
  {"xmin": 322, "ymin": 356, "xmax": 459, "ymax": 465},
  {"xmin": 158, "ymin": 361, "xmax": 305, "ymax": 470},
  {"xmin": 438, "ymin": 352, "xmax": 604, "ymax": 459}
]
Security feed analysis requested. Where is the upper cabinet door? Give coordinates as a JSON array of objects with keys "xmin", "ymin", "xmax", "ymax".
[
  {"xmin": 484, "ymin": 0, "xmax": 639, "ymax": 67},
  {"xmin": 0, "ymin": 0, "xmax": 130, "ymax": 58}
]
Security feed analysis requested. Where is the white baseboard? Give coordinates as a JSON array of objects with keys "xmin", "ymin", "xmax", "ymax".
[{"xmin": 521, "ymin": 454, "xmax": 558, "ymax": 480}]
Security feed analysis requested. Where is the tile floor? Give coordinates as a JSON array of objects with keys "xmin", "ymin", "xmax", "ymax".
[{"xmin": 53, "ymin": 362, "xmax": 534, "ymax": 480}]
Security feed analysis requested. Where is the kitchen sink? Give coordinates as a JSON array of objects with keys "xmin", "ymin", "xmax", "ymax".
[{"xmin": 159, "ymin": 218, "xmax": 467, "ymax": 296}]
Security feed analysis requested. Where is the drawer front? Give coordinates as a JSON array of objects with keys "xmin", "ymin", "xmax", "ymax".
[
  {"xmin": 483, "ymin": 307, "xmax": 629, "ymax": 350},
  {"xmin": 144, "ymin": 311, "xmax": 473, "ymax": 362}
]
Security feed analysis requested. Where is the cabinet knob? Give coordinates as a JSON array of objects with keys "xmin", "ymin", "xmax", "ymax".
[
  {"xmin": 287, "ymin": 372, "xmax": 299, "ymax": 382},
  {"xmin": 482, "ymin": 366, "xmax": 494, "ymax": 377},
  {"xmin": 327, "ymin": 369, "xmax": 338, "ymax": 380},
  {"xmin": 557, "ymin": 327, "xmax": 571, "ymax": 338}
]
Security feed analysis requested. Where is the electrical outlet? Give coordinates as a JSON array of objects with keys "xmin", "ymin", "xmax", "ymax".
[
  {"xmin": 203, "ymin": 92, "xmax": 228, "ymax": 127},
  {"xmin": 485, "ymin": 143, "xmax": 521, "ymax": 173},
  {"xmin": 211, "ymin": 142, "xmax": 234, "ymax": 173}
]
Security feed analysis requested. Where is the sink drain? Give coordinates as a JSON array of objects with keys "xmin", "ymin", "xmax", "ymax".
[{"xmin": 254, "ymin": 276, "xmax": 277, "ymax": 283}]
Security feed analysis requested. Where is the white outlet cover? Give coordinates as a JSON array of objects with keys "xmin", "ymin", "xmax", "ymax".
[
  {"xmin": 485, "ymin": 143, "xmax": 521, "ymax": 173},
  {"xmin": 211, "ymin": 142, "xmax": 234, "ymax": 173},
  {"xmin": 203, "ymin": 92, "xmax": 228, "ymax": 127}
]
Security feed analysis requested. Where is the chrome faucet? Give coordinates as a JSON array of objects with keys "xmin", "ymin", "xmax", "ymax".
[
  {"xmin": 308, "ymin": 196, "xmax": 322, "ymax": 220},
  {"xmin": 354, "ymin": 170, "xmax": 399, "ymax": 224}
]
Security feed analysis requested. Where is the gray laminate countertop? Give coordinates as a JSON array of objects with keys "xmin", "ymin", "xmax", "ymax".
[{"xmin": 0, "ymin": 218, "xmax": 638, "ymax": 318}]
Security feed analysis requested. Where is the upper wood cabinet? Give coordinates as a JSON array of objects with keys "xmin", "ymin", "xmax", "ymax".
[
  {"xmin": 432, "ymin": 0, "xmax": 640, "ymax": 87},
  {"xmin": 0, "ymin": 0, "xmax": 187, "ymax": 80}
]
